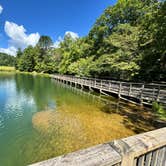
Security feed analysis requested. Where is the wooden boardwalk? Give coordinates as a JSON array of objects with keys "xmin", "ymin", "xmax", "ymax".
[
  {"xmin": 52, "ymin": 75, "xmax": 166, "ymax": 106},
  {"xmin": 30, "ymin": 127, "xmax": 166, "ymax": 166}
]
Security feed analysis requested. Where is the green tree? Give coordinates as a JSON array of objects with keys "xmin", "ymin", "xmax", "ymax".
[
  {"xmin": 15, "ymin": 48, "xmax": 23, "ymax": 70},
  {"xmin": 58, "ymin": 33, "xmax": 79, "ymax": 74},
  {"xmin": 138, "ymin": 1, "xmax": 166, "ymax": 81},
  {"xmin": 37, "ymin": 36, "xmax": 53, "ymax": 50},
  {"xmin": 88, "ymin": 0, "xmax": 158, "ymax": 56},
  {"xmin": 68, "ymin": 57, "xmax": 94, "ymax": 77},
  {"xmin": 88, "ymin": 24, "xmax": 140, "ymax": 80},
  {"xmin": 17, "ymin": 46, "xmax": 35, "ymax": 72}
]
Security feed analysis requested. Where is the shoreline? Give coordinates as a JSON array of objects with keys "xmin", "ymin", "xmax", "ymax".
[{"xmin": 0, "ymin": 66, "xmax": 51, "ymax": 77}]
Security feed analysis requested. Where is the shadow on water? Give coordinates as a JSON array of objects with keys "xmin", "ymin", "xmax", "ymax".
[
  {"xmin": 54, "ymin": 80, "xmax": 166, "ymax": 134},
  {"xmin": 101, "ymin": 100, "xmax": 166, "ymax": 133}
]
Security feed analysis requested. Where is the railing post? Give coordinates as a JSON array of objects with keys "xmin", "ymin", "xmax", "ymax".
[
  {"xmin": 94, "ymin": 79, "xmax": 96, "ymax": 87},
  {"xmin": 110, "ymin": 140, "xmax": 135, "ymax": 166},
  {"xmin": 109, "ymin": 82, "xmax": 112, "ymax": 91},
  {"xmin": 153, "ymin": 88, "xmax": 155, "ymax": 101},
  {"xmin": 129, "ymin": 83, "xmax": 132, "ymax": 96},
  {"xmin": 101, "ymin": 80, "xmax": 103, "ymax": 88},
  {"xmin": 156, "ymin": 85, "xmax": 160, "ymax": 102},
  {"xmin": 140, "ymin": 84, "xmax": 144, "ymax": 105},
  {"xmin": 118, "ymin": 82, "xmax": 122, "ymax": 98}
]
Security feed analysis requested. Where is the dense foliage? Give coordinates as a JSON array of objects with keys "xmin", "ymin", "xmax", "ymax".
[
  {"xmin": 152, "ymin": 102, "xmax": 166, "ymax": 120},
  {"xmin": 14, "ymin": 0, "xmax": 165, "ymax": 81},
  {"xmin": 0, "ymin": 53, "xmax": 16, "ymax": 66}
]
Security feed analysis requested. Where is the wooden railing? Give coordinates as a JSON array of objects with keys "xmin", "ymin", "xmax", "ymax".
[
  {"xmin": 52, "ymin": 75, "xmax": 166, "ymax": 106},
  {"xmin": 30, "ymin": 127, "xmax": 166, "ymax": 166}
]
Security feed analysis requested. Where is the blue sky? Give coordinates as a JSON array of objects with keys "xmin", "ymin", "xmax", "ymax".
[{"xmin": 0, "ymin": 0, "xmax": 116, "ymax": 55}]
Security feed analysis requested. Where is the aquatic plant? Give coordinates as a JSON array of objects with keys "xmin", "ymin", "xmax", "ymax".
[{"xmin": 152, "ymin": 102, "xmax": 166, "ymax": 120}]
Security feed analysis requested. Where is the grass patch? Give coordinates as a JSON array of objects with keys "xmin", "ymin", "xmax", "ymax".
[{"xmin": 0, "ymin": 66, "xmax": 15, "ymax": 72}]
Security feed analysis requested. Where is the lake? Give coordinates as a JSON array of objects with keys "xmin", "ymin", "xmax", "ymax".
[{"xmin": 0, "ymin": 73, "xmax": 155, "ymax": 166}]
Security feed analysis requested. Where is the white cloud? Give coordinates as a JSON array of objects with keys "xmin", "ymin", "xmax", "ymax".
[
  {"xmin": 5, "ymin": 21, "xmax": 40, "ymax": 49},
  {"xmin": 0, "ymin": 5, "xmax": 3, "ymax": 14},
  {"xmin": 0, "ymin": 46, "xmax": 17, "ymax": 56},
  {"xmin": 0, "ymin": 21, "xmax": 79, "ymax": 55},
  {"xmin": 65, "ymin": 31, "xmax": 79, "ymax": 39},
  {"xmin": 0, "ymin": 21, "xmax": 40, "ymax": 56}
]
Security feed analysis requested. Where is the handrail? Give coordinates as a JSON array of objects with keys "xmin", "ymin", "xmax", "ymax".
[
  {"xmin": 53, "ymin": 74, "xmax": 166, "ymax": 87},
  {"xmin": 51, "ymin": 74, "xmax": 166, "ymax": 106},
  {"xmin": 29, "ymin": 127, "xmax": 166, "ymax": 166}
]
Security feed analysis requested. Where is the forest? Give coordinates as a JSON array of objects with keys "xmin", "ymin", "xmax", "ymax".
[
  {"xmin": 0, "ymin": 52, "xmax": 16, "ymax": 66},
  {"xmin": 2, "ymin": 0, "xmax": 166, "ymax": 82}
]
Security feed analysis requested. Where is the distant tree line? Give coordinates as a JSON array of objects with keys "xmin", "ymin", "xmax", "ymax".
[
  {"xmin": 2, "ymin": 0, "xmax": 166, "ymax": 82},
  {"xmin": 0, "ymin": 53, "xmax": 16, "ymax": 66}
]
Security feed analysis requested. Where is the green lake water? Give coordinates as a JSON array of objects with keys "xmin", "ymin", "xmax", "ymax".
[{"xmin": 0, "ymin": 73, "xmax": 155, "ymax": 166}]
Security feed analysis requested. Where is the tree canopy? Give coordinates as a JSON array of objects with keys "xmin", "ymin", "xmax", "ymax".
[
  {"xmin": 13, "ymin": 0, "xmax": 165, "ymax": 82},
  {"xmin": 37, "ymin": 36, "xmax": 53, "ymax": 50}
]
